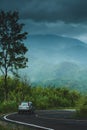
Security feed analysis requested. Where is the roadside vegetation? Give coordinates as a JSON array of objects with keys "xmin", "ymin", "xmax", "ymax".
[
  {"xmin": 0, "ymin": 76, "xmax": 86, "ymax": 119},
  {"xmin": 75, "ymin": 96, "xmax": 87, "ymax": 119},
  {"xmin": 0, "ymin": 76, "xmax": 84, "ymax": 130},
  {"xmin": 0, "ymin": 121, "xmax": 35, "ymax": 130},
  {"xmin": 0, "ymin": 76, "xmax": 82, "ymax": 113}
]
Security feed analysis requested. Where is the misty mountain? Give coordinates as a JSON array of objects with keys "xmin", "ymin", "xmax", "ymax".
[
  {"xmin": 33, "ymin": 61, "xmax": 87, "ymax": 93},
  {"xmin": 23, "ymin": 34, "xmax": 87, "ymax": 92},
  {"xmin": 54, "ymin": 62, "xmax": 79, "ymax": 79},
  {"xmin": 27, "ymin": 34, "xmax": 87, "ymax": 65}
]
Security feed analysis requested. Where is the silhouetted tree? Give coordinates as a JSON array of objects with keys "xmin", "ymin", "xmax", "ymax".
[{"xmin": 0, "ymin": 11, "xmax": 28, "ymax": 100}]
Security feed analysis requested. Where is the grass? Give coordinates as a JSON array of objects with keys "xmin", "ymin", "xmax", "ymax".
[{"xmin": 0, "ymin": 120, "xmax": 38, "ymax": 130}]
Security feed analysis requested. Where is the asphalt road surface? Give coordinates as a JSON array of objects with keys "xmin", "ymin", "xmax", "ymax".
[{"xmin": 4, "ymin": 110, "xmax": 87, "ymax": 130}]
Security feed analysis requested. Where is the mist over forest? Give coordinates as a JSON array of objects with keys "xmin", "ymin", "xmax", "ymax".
[{"xmin": 22, "ymin": 34, "xmax": 87, "ymax": 93}]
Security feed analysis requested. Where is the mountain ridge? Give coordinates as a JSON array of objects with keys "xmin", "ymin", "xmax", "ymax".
[{"xmin": 23, "ymin": 34, "xmax": 87, "ymax": 92}]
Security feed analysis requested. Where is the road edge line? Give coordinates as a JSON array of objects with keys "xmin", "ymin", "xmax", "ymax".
[{"xmin": 3, "ymin": 113, "xmax": 54, "ymax": 130}]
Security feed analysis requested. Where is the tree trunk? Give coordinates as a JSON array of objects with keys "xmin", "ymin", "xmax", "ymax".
[{"xmin": 4, "ymin": 72, "xmax": 8, "ymax": 101}]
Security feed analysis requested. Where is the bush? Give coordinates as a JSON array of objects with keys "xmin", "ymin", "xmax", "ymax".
[
  {"xmin": 76, "ymin": 97, "xmax": 87, "ymax": 118},
  {"xmin": 0, "ymin": 101, "xmax": 18, "ymax": 113},
  {"xmin": 35, "ymin": 96, "xmax": 49, "ymax": 109}
]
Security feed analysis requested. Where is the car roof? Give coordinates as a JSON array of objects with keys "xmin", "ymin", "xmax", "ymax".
[{"xmin": 21, "ymin": 101, "xmax": 32, "ymax": 104}]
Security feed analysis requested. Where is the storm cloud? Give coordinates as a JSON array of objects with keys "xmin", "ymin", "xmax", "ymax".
[
  {"xmin": 1, "ymin": 0, "xmax": 87, "ymax": 43},
  {"xmin": 0, "ymin": 0, "xmax": 87, "ymax": 23}
]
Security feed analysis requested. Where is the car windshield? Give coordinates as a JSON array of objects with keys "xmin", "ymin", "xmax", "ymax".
[{"xmin": 21, "ymin": 102, "xmax": 28, "ymax": 106}]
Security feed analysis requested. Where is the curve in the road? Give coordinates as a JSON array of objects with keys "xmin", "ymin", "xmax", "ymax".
[
  {"xmin": 3, "ymin": 110, "xmax": 87, "ymax": 130},
  {"xmin": 4, "ymin": 113, "xmax": 54, "ymax": 130}
]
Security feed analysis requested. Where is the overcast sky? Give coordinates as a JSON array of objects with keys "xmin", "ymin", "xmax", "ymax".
[{"xmin": 1, "ymin": 0, "xmax": 87, "ymax": 43}]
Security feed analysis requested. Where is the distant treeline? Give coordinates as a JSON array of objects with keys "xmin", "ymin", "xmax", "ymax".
[{"xmin": 0, "ymin": 76, "xmax": 82, "ymax": 113}]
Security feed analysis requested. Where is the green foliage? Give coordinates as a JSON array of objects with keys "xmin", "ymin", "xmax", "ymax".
[
  {"xmin": 76, "ymin": 96, "xmax": 87, "ymax": 118},
  {"xmin": 0, "ymin": 11, "xmax": 28, "ymax": 100},
  {"xmin": 0, "ymin": 101, "xmax": 17, "ymax": 113},
  {"xmin": 0, "ymin": 76, "xmax": 82, "ymax": 113},
  {"xmin": 28, "ymin": 86, "xmax": 80, "ymax": 109}
]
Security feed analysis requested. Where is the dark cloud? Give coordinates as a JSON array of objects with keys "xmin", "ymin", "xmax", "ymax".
[
  {"xmin": 22, "ymin": 0, "xmax": 87, "ymax": 23},
  {"xmin": 23, "ymin": 20, "xmax": 87, "ymax": 38},
  {"xmin": 0, "ymin": 0, "xmax": 87, "ymax": 23}
]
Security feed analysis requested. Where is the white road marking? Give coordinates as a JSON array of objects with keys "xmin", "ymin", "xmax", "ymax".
[{"xmin": 4, "ymin": 113, "xmax": 54, "ymax": 130}]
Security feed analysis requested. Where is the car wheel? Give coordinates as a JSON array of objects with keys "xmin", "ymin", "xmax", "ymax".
[{"xmin": 18, "ymin": 110, "xmax": 21, "ymax": 114}]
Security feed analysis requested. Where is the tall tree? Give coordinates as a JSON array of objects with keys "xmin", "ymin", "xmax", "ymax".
[{"xmin": 0, "ymin": 11, "xmax": 28, "ymax": 100}]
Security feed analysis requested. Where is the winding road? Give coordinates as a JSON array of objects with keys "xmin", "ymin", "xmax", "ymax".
[{"xmin": 3, "ymin": 110, "xmax": 87, "ymax": 130}]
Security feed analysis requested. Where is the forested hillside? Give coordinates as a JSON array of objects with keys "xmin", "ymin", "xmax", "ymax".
[{"xmin": 22, "ymin": 35, "xmax": 87, "ymax": 93}]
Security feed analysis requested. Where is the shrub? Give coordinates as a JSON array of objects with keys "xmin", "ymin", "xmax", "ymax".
[
  {"xmin": 76, "ymin": 97, "xmax": 87, "ymax": 118},
  {"xmin": 0, "ymin": 101, "xmax": 18, "ymax": 113}
]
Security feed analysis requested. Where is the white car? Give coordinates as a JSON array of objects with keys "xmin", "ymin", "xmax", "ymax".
[{"xmin": 18, "ymin": 102, "xmax": 35, "ymax": 114}]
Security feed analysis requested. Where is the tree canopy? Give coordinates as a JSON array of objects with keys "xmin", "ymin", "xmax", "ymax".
[{"xmin": 0, "ymin": 11, "xmax": 28, "ymax": 100}]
